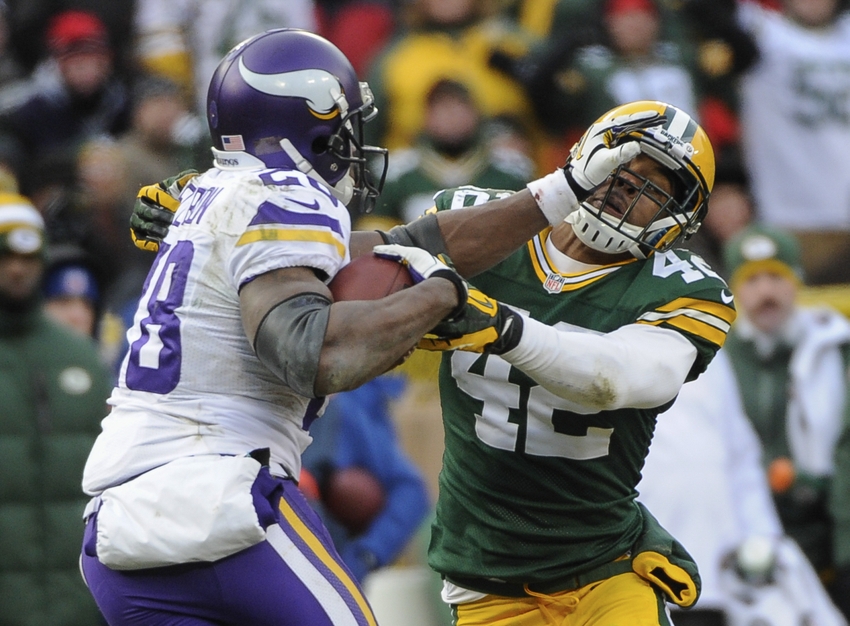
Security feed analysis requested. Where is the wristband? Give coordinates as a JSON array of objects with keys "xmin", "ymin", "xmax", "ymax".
[{"xmin": 526, "ymin": 171, "xmax": 581, "ymax": 226}]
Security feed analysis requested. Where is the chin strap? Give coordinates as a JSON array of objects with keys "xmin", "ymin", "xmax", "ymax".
[{"xmin": 279, "ymin": 139, "xmax": 354, "ymax": 205}]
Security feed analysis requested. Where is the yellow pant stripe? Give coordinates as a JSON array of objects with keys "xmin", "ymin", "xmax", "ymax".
[{"xmin": 276, "ymin": 499, "xmax": 377, "ymax": 626}]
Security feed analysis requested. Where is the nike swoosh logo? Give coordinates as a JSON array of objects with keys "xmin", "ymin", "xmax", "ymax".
[
  {"xmin": 720, "ymin": 289, "xmax": 734, "ymax": 304},
  {"xmin": 238, "ymin": 59, "xmax": 341, "ymax": 115},
  {"xmin": 469, "ymin": 291, "xmax": 497, "ymax": 312},
  {"xmin": 289, "ymin": 198, "xmax": 321, "ymax": 211}
]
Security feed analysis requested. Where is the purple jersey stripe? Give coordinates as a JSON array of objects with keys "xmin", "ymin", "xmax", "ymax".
[{"xmin": 249, "ymin": 200, "xmax": 344, "ymax": 237}]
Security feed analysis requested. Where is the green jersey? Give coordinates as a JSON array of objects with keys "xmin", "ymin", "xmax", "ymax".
[
  {"xmin": 428, "ymin": 187, "xmax": 736, "ymax": 588},
  {"xmin": 372, "ymin": 143, "xmax": 529, "ymax": 225}
]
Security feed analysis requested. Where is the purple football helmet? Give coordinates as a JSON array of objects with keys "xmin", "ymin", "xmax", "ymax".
[{"xmin": 207, "ymin": 29, "xmax": 388, "ymax": 212}]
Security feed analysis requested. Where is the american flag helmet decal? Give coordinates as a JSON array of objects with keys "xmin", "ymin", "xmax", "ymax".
[{"xmin": 221, "ymin": 135, "xmax": 245, "ymax": 151}]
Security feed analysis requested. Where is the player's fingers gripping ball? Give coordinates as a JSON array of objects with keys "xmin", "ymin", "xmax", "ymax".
[
  {"xmin": 419, "ymin": 286, "xmax": 524, "ymax": 354},
  {"xmin": 372, "ymin": 243, "xmax": 467, "ymax": 319},
  {"xmin": 567, "ymin": 110, "xmax": 664, "ymax": 192},
  {"xmin": 130, "ymin": 169, "xmax": 198, "ymax": 252}
]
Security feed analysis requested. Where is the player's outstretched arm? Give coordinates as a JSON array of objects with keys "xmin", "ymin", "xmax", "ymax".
[
  {"xmin": 240, "ymin": 265, "xmax": 461, "ymax": 397},
  {"xmin": 356, "ymin": 111, "xmax": 657, "ymax": 278},
  {"xmin": 350, "ymin": 190, "xmax": 551, "ymax": 278},
  {"xmin": 501, "ymin": 320, "xmax": 697, "ymax": 411},
  {"xmin": 349, "ymin": 189, "xmax": 546, "ymax": 278}
]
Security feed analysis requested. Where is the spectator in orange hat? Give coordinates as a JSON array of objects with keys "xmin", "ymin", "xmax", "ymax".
[{"xmin": 0, "ymin": 9, "xmax": 131, "ymax": 193}]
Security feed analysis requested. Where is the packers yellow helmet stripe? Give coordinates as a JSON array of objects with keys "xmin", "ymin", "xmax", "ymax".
[{"xmin": 589, "ymin": 100, "xmax": 716, "ymax": 193}]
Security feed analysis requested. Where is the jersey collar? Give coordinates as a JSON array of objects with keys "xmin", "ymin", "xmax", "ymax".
[{"xmin": 528, "ymin": 228, "xmax": 635, "ymax": 294}]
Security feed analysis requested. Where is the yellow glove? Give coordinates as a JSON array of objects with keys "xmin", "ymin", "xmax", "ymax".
[
  {"xmin": 130, "ymin": 170, "xmax": 198, "ymax": 252},
  {"xmin": 418, "ymin": 287, "xmax": 523, "ymax": 354}
]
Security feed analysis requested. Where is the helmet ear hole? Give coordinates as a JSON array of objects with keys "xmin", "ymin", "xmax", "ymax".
[{"xmin": 312, "ymin": 136, "xmax": 330, "ymax": 155}]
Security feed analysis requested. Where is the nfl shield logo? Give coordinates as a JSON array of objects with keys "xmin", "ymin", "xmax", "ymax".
[{"xmin": 543, "ymin": 273, "xmax": 565, "ymax": 294}]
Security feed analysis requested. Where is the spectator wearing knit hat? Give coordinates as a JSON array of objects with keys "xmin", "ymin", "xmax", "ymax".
[
  {"xmin": 43, "ymin": 261, "xmax": 101, "ymax": 338},
  {"xmin": 722, "ymin": 224, "xmax": 850, "ymax": 619},
  {"xmin": 0, "ymin": 9, "xmax": 130, "ymax": 194},
  {"xmin": 0, "ymin": 192, "xmax": 112, "ymax": 625}
]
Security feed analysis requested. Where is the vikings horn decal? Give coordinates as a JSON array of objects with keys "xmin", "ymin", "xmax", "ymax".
[{"xmin": 237, "ymin": 58, "xmax": 342, "ymax": 118}]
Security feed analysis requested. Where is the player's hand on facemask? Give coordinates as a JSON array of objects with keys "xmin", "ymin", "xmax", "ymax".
[
  {"xmin": 564, "ymin": 110, "xmax": 664, "ymax": 198},
  {"xmin": 418, "ymin": 287, "xmax": 523, "ymax": 355},
  {"xmin": 130, "ymin": 170, "xmax": 198, "ymax": 252},
  {"xmin": 373, "ymin": 244, "xmax": 468, "ymax": 320}
]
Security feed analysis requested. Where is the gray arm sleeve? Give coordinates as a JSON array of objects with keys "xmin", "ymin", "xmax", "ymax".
[
  {"xmin": 253, "ymin": 292, "xmax": 331, "ymax": 398},
  {"xmin": 379, "ymin": 213, "xmax": 448, "ymax": 255}
]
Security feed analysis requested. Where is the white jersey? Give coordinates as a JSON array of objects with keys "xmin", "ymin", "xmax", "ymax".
[
  {"xmin": 738, "ymin": 3, "xmax": 850, "ymax": 230},
  {"xmin": 83, "ymin": 166, "xmax": 351, "ymax": 495}
]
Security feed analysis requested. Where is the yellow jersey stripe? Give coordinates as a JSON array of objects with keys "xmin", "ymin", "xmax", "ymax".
[
  {"xmin": 639, "ymin": 316, "xmax": 728, "ymax": 347},
  {"xmin": 654, "ymin": 297, "xmax": 737, "ymax": 325},
  {"xmin": 236, "ymin": 228, "xmax": 346, "ymax": 257},
  {"xmin": 637, "ymin": 308, "xmax": 732, "ymax": 333},
  {"xmin": 277, "ymin": 499, "xmax": 377, "ymax": 626}
]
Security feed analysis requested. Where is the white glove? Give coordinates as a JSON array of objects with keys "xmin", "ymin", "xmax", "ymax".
[
  {"xmin": 372, "ymin": 244, "xmax": 467, "ymax": 319},
  {"xmin": 527, "ymin": 110, "xmax": 664, "ymax": 225},
  {"xmin": 567, "ymin": 110, "xmax": 664, "ymax": 191}
]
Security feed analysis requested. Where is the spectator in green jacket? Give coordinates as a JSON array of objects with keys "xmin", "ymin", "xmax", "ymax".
[
  {"xmin": 723, "ymin": 224, "xmax": 850, "ymax": 620},
  {"xmin": 0, "ymin": 192, "xmax": 112, "ymax": 626},
  {"xmin": 363, "ymin": 78, "xmax": 531, "ymax": 230}
]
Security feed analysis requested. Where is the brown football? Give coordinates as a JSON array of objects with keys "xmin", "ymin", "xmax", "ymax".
[
  {"xmin": 323, "ymin": 466, "xmax": 386, "ymax": 535},
  {"xmin": 329, "ymin": 255, "xmax": 414, "ymax": 302}
]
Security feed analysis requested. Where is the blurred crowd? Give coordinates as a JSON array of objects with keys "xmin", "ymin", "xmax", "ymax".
[
  {"xmin": 0, "ymin": 0, "xmax": 848, "ymax": 358},
  {"xmin": 1, "ymin": 0, "xmax": 850, "ymax": 625}
]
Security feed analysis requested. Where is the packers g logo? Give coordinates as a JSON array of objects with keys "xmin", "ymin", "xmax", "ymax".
[{"xmin": 238, "ymin": 59, "xmax": 342, "ymax": 120}]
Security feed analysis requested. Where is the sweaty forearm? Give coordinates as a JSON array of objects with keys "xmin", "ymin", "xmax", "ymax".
[
  {"xmin": 361, "ymin": 189, "xmax": 549, "ymax": 279},
  {"xmin": 350, "ymin": 230, "xmax": 384, "ymax": 258},
  {"xmin": 436, "ymin": 189, "xmax": 548, "ymax": 277},
  {"xmin": 315, "ymin": 279, "xmax": 457, "ymax": 395},
  {"xmin": 501, "ymin": 320, "xmax": 697, "ymax": 411},
  {"xmin": 243, "ymin": 266, "xmax": 456, "ymax": 397}
]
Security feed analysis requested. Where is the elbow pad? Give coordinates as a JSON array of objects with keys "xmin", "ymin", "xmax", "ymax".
[
  {"xmin": 253, "ymin": 293, "xmax": 331, "ymax": 398},
  {"xmin": 380, "ymin": 213, "xmax": 448, "ymax": 256}
]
